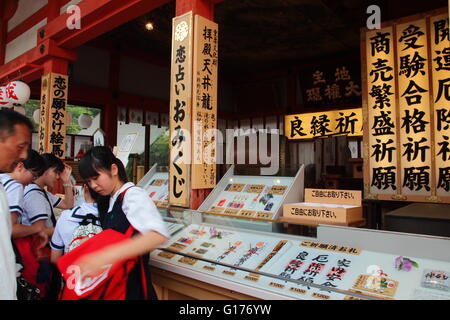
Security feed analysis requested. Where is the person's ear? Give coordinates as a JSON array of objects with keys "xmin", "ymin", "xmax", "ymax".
[
  {"xmin": 15, "ymin": 162, "xmax": 24, "ymax": 172},
  {"xmin": 111, "ymin": 163, "xmax": 118, "ymax": 177}
]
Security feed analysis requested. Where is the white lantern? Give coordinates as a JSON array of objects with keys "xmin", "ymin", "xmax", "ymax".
[
  {"xmin": 78, "ymin": 113, "xmax": 93, "ymax": 129},
  {"xmin": 0, "ymin": 86, "xmax": 12, "ymax": 108},
  {"xmin": 13, "ymin": 106, "xmax": 25, "ymax": 115},
  {"xmin": 5, "ymin": 81, "xmax": 31, "ymax": 105},
  {"xmin": 33, "ymin": 109, "xmax": 40, "ymax": 124}
]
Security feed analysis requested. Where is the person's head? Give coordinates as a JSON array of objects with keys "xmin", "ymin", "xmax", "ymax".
[
  {"xmin": 0, "ymin": 109, "xmax": 33, "ymax": 173},
  {"xmin": 83, "ymin": 184, "xmax": 101, "ymax": 203},
  {"xmin": 11, "ymin": 149, "xmax": 46, "ymax": 185},
  {"xmin": 79, "ymin": 146, "xmax": 128, "ymax": 196},
  {"xmin": 38, "ymin": 153, "xmax": 65, "ymax": 187}
]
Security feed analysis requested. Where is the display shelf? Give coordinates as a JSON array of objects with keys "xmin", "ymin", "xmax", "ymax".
[
  {"xmin": 197, "ymin": 165, "xmax": 304, "ymax": 223},
  {"xmin": 137, "ymin": 164, "xmax": 169, "ymax": 209},
  {"xmin": 150, "ymin": 211, "xmax": 450, "ymax": 300}
]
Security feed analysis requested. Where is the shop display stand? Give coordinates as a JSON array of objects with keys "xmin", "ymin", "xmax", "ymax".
[
  {"xmin": 150, "ymin": 217, "xmax": 450, "ymax": 300},
  {"xmin": 197, "ymin": 165, "xmax": 305, "ymax": 232},
  {"xmin": 137, "ymin": 163, "xmax": 169, "ymax": 209}
]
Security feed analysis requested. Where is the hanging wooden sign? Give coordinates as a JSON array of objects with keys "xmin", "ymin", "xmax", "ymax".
[
  {"xmin": 169, "ymin": 12, "xmax": 193, "ymax": 207},
  {"xmin": 191, "ymin": 14, "xmax": 218, "ymax": 189},
  {"xmin": 38, "ymin": 73, "xmax": 68, "ymax": 158}
]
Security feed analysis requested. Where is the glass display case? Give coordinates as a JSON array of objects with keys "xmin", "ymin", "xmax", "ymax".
[
  {"xmin": 151, "ymin": 209, "xmax": 450, "ymax": 300},
  {"xmin": 137, "ymin": 164, "xmax": 169, "ymax": 209}
]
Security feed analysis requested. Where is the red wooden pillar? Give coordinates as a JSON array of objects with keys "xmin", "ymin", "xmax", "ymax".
[
  {"xmin": 0, "ymin": 0, "xmax": 19, "ymax": 64},
  {"xmin": 175, "ymin": 0, "xmax": 215, "ymax": 210},
  {"xmin": 102, "ymin": 49, "xmax": 120, "ymax": 148}
]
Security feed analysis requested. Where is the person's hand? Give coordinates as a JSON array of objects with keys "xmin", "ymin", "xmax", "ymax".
[
  {"xmin": 36, "ymin": 231, "xmax": 49, "ymax": 249},
  {"xmin": 60, "ymin": 164, "xmax": 73, "ymax": 184},
  {"xmin": 75, "ymin": 252, "xmax": 112, "ymax": 280}
]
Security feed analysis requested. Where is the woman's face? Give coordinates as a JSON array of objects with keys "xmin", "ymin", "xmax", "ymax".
[
  {"xmin": 43, "ymin": 168, "xmax": 60, "ymax": 188},
  {"xmin": 86, "ymin": 170, "xmax": 116, "ymax": 196},
  {"xmin": 19, "ymin": 168, "xmax": 37, "ymax": 186}
]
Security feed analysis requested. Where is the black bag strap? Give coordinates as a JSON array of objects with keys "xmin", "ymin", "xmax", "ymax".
[{"xmin": 26, "ymin": 188, "xmax": 57, "ymax": 226}]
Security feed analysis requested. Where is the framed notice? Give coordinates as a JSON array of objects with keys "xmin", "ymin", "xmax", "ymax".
[{"xmin": 116, "ymin": 132, "xmax": 138, "ymax": 168}]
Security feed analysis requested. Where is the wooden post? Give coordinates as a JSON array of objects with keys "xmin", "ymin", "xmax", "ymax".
[{"xmin": 172, "ymin": 0, "xmax": 216, "ymax": 210}]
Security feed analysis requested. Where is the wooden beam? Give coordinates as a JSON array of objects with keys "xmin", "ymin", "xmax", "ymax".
[
  {"xmin": 38, "ymin": 0, "xmax": 171, "ymax": 49},
  {"xmin": 0, "ymin": 39, "xmax": 76, "ymax": 83},
  {"xmin": 6, "ymin": 1, "xmax": 70, "ymax": 44}
]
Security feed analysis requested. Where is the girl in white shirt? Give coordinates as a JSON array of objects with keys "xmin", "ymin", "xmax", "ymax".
[
  {"xmin": 50, "ymin": 184, "xmax": 102, "ymax": 262},
  {"xmin": 76, "ymin": 146, "xmax": 169, "ymax": 300}
]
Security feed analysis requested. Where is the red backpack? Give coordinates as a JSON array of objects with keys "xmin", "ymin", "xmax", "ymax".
[
  {"xmin": 57, "ymin": 224, "xmax": 148, "ymax": 300},
  {"xmin": 57, "ymin": 188, "xmax": 147, "ymax": 300}
]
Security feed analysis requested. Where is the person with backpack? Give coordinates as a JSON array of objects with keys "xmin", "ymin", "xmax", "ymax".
[
  {"xmin": 22, "ymin": 153, "xmax": 74, "ymax": 299},
  {"xmin": 22, "ymin": 153, "xmax": 74, "ymax": 233},
  {"xmin": 50, "ymin": 184, "xmax": 103, "ymax": 262},
  {"xmin": 61, "ymin": 146, "xmax": 169, "ymax": 300},
  {"xmin": 0, "ymin": 149, "xmax": 49, "ymax": 299},
  {"xmin": 0, "ymin": 149, "xmax": 49, "ymax": 240}
]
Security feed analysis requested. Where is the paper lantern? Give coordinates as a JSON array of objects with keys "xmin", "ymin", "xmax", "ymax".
[
  {"xmin": 0, "ymin": 86, "xmax": 12, "ymax": 108},
  {"xmin": 78, "ymin": 113, "xmax": 93, "ymax": 129},
  {"xmin": 5, "ymin": 81, "xmax": 31, "ymax": 105},
  {"xmin": 13, "ymin": 106, "xmax": 25, "ymax": 115},
  {"xmin": 33, "ymin": 109, "xmax": 40, "ymax": 124}
]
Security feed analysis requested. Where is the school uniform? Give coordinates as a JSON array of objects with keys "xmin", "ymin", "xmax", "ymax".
[
  {"xmin": 22, "ymin": 183, "xmax": 61, "ymax": 228},
  {"xmin": 0, "ymin": 174, "xmax": 25, "ymax": 221},
  {"xmin": 50, "ymin": 203, "xmax": 100, "ymax": 253},
  {"xmin": 22, "ymin": 183, "xmax": 63, "ymax": 299},
  {"xmin": 104, "ymin": 182, "xmax": 169, "ymax": 300}
]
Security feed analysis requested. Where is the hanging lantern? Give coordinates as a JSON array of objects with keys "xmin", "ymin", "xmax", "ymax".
[
  {"xmin": 0, "ymin": 86, "xmax": 12, "ymax": 108},
  {"xmin": 5, "ymin": 81, "xmax": 31, "ymax": 105},
  {"xmin": 78, "ymin": 113, "xmax": 93, "ymax": 129},
  {"xmin": 33, "ymin": 109, "xmax": 40, "ymax": 124},
  {"xmin": 13, "ymin": 106, "xmax": 25, "ymax": 115}
]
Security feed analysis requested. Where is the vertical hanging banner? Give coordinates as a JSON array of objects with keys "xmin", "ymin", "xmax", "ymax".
[
  {"xmin": 365, "ymin": 27, "xmax": 399, "ymax": 197},
  {"xmin": 397, "ymin": 19, "xmax": 432, "ymax": 197},
  {"xmin": 47, "ymin": 73, "xmax": 68, "ymax": 158},
  {"xmin": 169, "ymin": 12, "xmax": 193, "ymax": 207},
  {"xmin": 363, "ymin": 8, "xmax": 449, "ymax": 203},
  {"xmin": 430, "ymin": 14, "xmax": 450, "ymax": 200},
  {"xmin": 191, "ymin": 15, "xmax": 218, "ymax": 189},
  {"xmin": 38, "ymin": 73, "xmax": 68, "ymax": 158},
  {"xmin": 38, "ymin": 74, "xmax": 51, "ymax": 154}
]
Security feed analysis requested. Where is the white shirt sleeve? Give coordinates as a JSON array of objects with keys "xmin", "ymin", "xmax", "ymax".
[
  {"xmin": 23, "ymin": 190, "xmax": 50, "ymax": 224},
  {"xmin": 50, "ymin": 210, "xmax": 69, "ymax": 251},
  {"xmin": 122, "ymin": 187, "xmax": 170, "ymax": 241},
  {"xmin": 45, "ymin": 190, "xmax": 61, "ymax": 208},
  {"xmin": 5, "ymin": 183, "xmax": 24, "ymax": 216}
]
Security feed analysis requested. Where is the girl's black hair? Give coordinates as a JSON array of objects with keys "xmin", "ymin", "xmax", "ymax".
[
  {"xmin": 79, "ymin": 146, "xmax": 128, "ymax": 183},
  {"xmin": 22, "ymin": 149, "xmax": 46, "ymax": 178},
  {"xmin": 41, "ymin": 153, "xmax": 65, "ymax": 173},
  {"xmin": 79, "ymin": 146, "xmax": 128, "ymax": 222},
  {"xmin": 86, "ymin": 185, "xmax": 109, "ymax": 222}
]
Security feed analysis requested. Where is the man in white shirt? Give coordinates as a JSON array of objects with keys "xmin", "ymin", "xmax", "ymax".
[{"xmin": 0, "ymin": 109, "xmax": 33, "ymax": 300}]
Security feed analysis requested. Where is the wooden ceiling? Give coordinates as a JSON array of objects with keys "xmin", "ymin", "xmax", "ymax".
[{"xmin": 90, "ymin": 0, "xmax": 448, "ymax": 77}]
